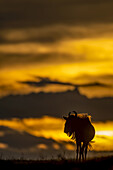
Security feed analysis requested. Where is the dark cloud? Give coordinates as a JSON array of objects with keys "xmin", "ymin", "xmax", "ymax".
[
  {"xmin": 19, "ymin": 77, "xmax": 74, "ymax": 87},
  {"xmin": 19, "ymin": 76, "xmax": 109, "ymax": 88},
  {"xmin": 75, "ymin": 74, "xmax": 113, "ymax": 87},
  {"xmin": 1, "ymin": 0, "xmax": 113, "ymax": 29},
  {"xmin": 0, "ymin": 127, "xmax": 37, "ymax": 149},
  {"xmin": 0, "ymin": 126, "xmax": 61, "ymax": 150},
  {"xmin": 0, "ymin": 126, "xmax": 72, "ymax": 153},
  {"xmin": 0, "ymin": 53, "xmax": 77, "ymax": 69},
  {"xmin": 1, "ymin": 24, "xmax": 113, "ymax": 44},
  {"xmin": 0, "ymin": 88, "xmax": 113, "ymax": 121}
]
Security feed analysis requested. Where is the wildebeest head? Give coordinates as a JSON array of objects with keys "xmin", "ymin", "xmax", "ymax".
[{"xmin": 63, "ymin": 111, "xmax": 77, "ymax": 137}]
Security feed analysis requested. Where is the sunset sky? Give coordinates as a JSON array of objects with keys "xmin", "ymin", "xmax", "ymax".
[{"xmin": 0, "ymin": 0, "xmax": 113, "ymax": 159}]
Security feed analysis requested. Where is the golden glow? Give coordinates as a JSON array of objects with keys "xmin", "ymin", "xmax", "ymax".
[
  {"xmin": 1, "ymin": 25, "xmax": 113, "ymax": 152},
  {"xmin": 0, "ymin": 143, "xmax": 8, "ymax": 149},
  {"xmin": 0, "ymin": 116, "xmax": 113, "ymax": 151},
  {"xmin": 96, "ymin": 131, "xmax": 113, "ymax": 137},
  {"xmin": 1, "ymin": 36, "xmax": 113, "ymax": 98},
  {"xmin": 1, "ymin": 61, "xmax": 113, "ymax": 98},
  {"xmin": 65, "ymin": 144, "xmax": 75, "ymax": 151},
  {"xmin": 0, "ymin": 131, "xmax": 5, "ymax": 137},
  {"xmin": 36, "ymin": 144, "xmax": 48, "ymax": 150},
  {"xmin": 1, "ymin": 39, "xmax": 113, "ymax": 61},
  {"xmin": 52, "ymin": 143, "xmax": 60, "ymax": 150}
]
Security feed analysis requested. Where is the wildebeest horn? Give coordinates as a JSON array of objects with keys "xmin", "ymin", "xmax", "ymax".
[
  {"xmin": 73, "ymin": 111, "xmax": 77, "ymax": 117},
  {"xmin": 63, "ymin": 116, "xmax": 67, "ymax": 120}
]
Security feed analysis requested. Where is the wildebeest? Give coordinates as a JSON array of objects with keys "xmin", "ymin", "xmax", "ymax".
[{"xmin": 63, "ymin": 111, "xmax": 95, "ymax": 160}]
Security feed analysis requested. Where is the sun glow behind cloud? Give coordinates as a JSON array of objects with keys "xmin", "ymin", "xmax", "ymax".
[
  {"xmin": 96, "ymin": 131, "xmax": 113, "ymax": 137},
  {"xmin": 0, "ymin": 116, "xmax": 113, "ymax": 151},
  {"xmin": 1, "ymin": 61, "xmax": 113, "ymax": 98},
  {"xmin": 1, "ymin": 31, "xmax": 113, "ymax": 98}
]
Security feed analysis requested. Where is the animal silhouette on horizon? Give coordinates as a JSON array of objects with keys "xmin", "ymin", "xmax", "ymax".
[{"xmin": 63, "ymin": 111, "xmax": 95, "ymax": 161}]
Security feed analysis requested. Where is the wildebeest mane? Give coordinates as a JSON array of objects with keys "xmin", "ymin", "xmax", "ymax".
[{"xmin": 77, "ymin": 113, "xmax": 91, "ymax": 121}]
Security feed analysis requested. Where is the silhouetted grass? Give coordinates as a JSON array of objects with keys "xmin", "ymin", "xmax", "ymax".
[{"xmin": 0, "ymin": 156, "xmax": 113, "ymax": 169}]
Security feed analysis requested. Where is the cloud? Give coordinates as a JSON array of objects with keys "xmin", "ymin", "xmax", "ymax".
[
  {"xmin": 19, "ymin": 76, "xmax": 109, "ymax": 88},
  {"xmin": 1, "ymin": 0, "xmax": 113, "ymax": 29},
  {"xmin": 19, "ymin": 77, "xmax": 74, "ymax": 87},
  {"xmin": 0, "ymin": 121, "xmax": 74, "ymax": 153},
  {"xmin": 0, "ymin": 87, "xmax": 113, "ymax": 121},
  {"xmin": 2, "ymin": 24, "xmax": 113, "ymax": 43},
  {"xmin": 0, "ymin": 53, "xmax": 77, "ymax": 69},
  {"xmin": 76, "ymin": 74, "xmax": 113, "ymax": 98},
  {"xmin": 1, "ymin": 117, "xmax": 113, "ymax": 153},
  {"xmin": 23, "ymin": 73, "xmax": 113, "ymax": 98},
  {"xmin": 1, "ymin": 37, "xmax": 113, "ymax": 70},
  {"xmin": 0, "ymin": 128, "xmax": 60, "ymax": 153}
]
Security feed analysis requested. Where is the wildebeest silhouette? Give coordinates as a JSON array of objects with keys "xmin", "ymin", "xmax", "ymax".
[{"xmin": 63, "ymin": 111, "xmax": 95, "ymax": 160}]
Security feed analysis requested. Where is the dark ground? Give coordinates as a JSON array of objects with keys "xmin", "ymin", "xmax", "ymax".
[{"xmin": 0, "ymin": 156, "xmax": 113, "ymax": 170}]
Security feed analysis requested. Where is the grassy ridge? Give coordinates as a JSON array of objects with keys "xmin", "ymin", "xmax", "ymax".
[{"xmin": 0, "ymin": 156, "xmax": 113, "ymax": 169}]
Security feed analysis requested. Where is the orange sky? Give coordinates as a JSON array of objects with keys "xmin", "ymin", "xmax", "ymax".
[
  {"xmin": 1, "ymin": 1, "xmax": 113, "ymax": 99},
  {"xmin": 0, "ymin": 116, "xmax": 113, "ymax": 151},
  {"xmin": 1, "ymin": 33, "xmax": 113, "ymax": 98},
  {"xmin": 1, "ymin": 1, "xmax": 113, "ymax": 156}
]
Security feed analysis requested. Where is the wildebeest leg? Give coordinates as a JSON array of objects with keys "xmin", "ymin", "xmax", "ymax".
[
  {"xmin": 79, "ymin": 142, "xmax": 82, "ymax": 161},
  {"xmin": 82, "ymin": 146, "xmax": 85, "ymax": 161},
  {"xmin": 85, "ymin": 144, "xmax": 88, "ymax": 160},
  {"xmin": 76, "ymin": 142, "xmax": 79, "ymax": 161},
  {"xmin": 80, "ymin": 143, "xmax": 85, "ymax": 161}
]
